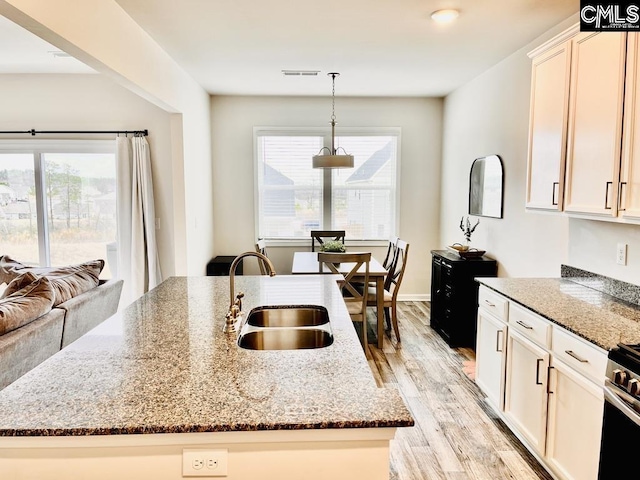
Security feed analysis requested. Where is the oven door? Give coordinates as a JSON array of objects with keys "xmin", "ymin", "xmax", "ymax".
[{"xmin": 598, "ymin": 380, "xmax": 640, "ymax": 479}]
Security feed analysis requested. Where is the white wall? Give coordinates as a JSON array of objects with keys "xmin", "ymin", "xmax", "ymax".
[
  {"xmin": 0, "ymin": 73, "xmax": 177, "ymax": 277},
  {"xmin": 443, "ymin": 13, "xmax": 640, "ymax": 284},
  {"xmin": 211, "ymin": 96, "xmax": 442, "ymax": 297},
  {"xmin": 0, "ymin": 0, "xmax": 214, "ymax": 276},
  {"xmin": 568, "ymin": 219, "xmax": 640, "ymax": 284},
  {"xmin": 440, "ymin": 18, "xmax": 577, "ymax": 278}
]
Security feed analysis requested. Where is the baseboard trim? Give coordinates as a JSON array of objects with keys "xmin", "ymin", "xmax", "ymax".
[{"xmin": 397, "ymin": 294, "xmax": 430, "ymax": 302}]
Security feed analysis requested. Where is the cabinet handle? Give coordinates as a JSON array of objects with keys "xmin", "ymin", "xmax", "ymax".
[
  {"xmin": 496, "ymin": 329, "xmax": 503, "ymax": 352},
  {"xmin": 547, "ymin": 366, "xmax": 555, "ymax": 394},
  {"xmin": 442, "ymin": 262, "xmax": 452, "ymax": 270},
  {"xmin": 552, "ymin": 182, "xmax": 559, "ymax": 206},
  {"xmin": 535, "ymin": 358, "xmax": 544, "ymax": 385},
  {"xmin": 605, "ymin": 181, "xmax": 613, "ymax": 210},
  {"xmin": 619, "ymin": 182, "xmax": 627, "ymax": 212},
  {"xmin": 516, "ymin": 320, "xmax": 534, "ymax": 330},
  {"xmin": 484, "ymin": 299, "xmax": 496, "ymax": 307},
  {"xmin": 565, "ymin": 350, "xmax": 589, "ymax": 363}
]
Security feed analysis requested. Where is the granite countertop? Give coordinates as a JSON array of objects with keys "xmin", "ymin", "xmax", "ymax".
[
  {"xmin": 0, "ymin": 276, "xmax": 414, "ymax": 436},
  {"xmin": 477, "ymin": 277, "xmax": 640, "ymax": 350}
]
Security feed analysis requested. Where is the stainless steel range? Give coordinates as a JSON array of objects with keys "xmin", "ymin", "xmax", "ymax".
[{"xmin": 599, "ymin": 344, "xmax": 640, "ymax": 479}]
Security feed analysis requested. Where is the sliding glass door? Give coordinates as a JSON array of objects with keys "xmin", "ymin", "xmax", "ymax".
[{"xmin": 0, "ymin": 141, "xmax": 116, "ymax": 278}]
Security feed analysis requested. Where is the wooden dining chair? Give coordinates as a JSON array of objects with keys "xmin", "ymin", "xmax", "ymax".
[
  {"xmin": 318, "ymin": 252, "xmax": 371, "ymax": 354},
  {"xmin": 382, "ymin": 237, "xmax": 400, "ymax": 270},
  {"xmin": 255, "ymin": 239, "xmax": 269, "ymax": 275},
  {"xmin": 367, "ymin": 239, "xmax": 409, "ymax": 342},
  {"xmin": 310, "ymin": 230, "xmax": 346, "ymax": 252}
]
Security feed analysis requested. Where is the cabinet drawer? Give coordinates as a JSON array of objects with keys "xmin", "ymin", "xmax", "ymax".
[
  {"xmin": 509, "ymin": 303, "xmax": 551, "ymax": 348},
  {"xmin": 552, "ymin": 326, "xmax": 607, "ymax": 383},
  {"xmin": 478, "ymin": 286, "xmax": 509, "ymax": 321}
]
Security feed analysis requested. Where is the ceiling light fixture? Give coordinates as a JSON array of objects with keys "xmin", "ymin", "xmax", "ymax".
[
  {"xmin": 312, "ymin": 72, "xmax": 354, "ymax": 169},
  {"xmin": 430, "ymin": 9, "xmax": 459, "ymax": 24}
]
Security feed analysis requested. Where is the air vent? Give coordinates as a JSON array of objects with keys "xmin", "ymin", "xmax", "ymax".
[
  {"xmin": 282, "ymin": 70, "xmax": 320, "ymax": 76},
  {"xmin": 48, "ymin": 50, "xmax": 72, "ymax": 58}
]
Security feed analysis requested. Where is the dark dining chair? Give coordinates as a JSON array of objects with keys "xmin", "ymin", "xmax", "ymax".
[
  {"xmin": 318, "ymin": 252, "xmax": 370, "ymax": 354},
  {"xmin": 366, "ymin": 239, "xmax": 409, "ymax": 342},
  {"xmin": 255, "ymin": 239, "xmax": 269, "ymax": 275},
  {"xmin": 382, "ymin": 237, "xmax": 400, "ymax": 270},
  {"xmin": 310, "ymin": 230, "xmax": 346, "ymax": 252}
]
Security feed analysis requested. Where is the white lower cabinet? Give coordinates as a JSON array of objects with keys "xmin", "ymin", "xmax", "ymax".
[
  {"xmin": 475, "ymin": 286, "xmax": 606, "ymax": 480},
  {"xmin": 475, "ymin": 309, "xmax": 507, "ymax": 410},
  {"xmin": 545, "ymin": 358, "xmax": 604, "ymax": 480},
  {"xmin": 504, "ymin": 328, "xmax": 550, "ymax": 456}
]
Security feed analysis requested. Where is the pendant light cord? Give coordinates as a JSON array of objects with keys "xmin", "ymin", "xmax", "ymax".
[{"xmin": 331, "ymin": 73, "xmax": 337, "ymax": 123}]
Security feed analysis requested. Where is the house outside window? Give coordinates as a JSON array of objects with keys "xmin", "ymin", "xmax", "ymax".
[
  {"xmin": 0, "ymin": 140, "xmax": 116, "ymax": 278},
  {"xmin": 255, "ymin": 128, "xmax": 400, "ymax": 243}
]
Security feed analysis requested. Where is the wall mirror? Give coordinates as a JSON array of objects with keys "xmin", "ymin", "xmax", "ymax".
[{"xmin": 469, "ymin": 154, "xmax": 503, "ymax": 218}]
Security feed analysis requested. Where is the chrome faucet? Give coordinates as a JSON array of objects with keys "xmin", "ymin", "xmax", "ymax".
[{"xmin": 224, "ymin": 251, "xmax": 276, "ymax": 334}]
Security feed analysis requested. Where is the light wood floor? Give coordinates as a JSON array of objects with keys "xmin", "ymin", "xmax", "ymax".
[{"xmin": 364, "ymin": 302, "xmax": 553, "ymax": 480}]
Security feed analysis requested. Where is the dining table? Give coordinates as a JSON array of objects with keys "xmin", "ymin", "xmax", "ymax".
[{"xmin": 291, "ymin": 251, "xmax": 388, "ymax": 349}]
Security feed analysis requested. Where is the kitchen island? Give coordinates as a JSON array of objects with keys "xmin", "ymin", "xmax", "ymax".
[{"xmin": 0, "ymin": 275, "xmax": 413, "ymax": 479}]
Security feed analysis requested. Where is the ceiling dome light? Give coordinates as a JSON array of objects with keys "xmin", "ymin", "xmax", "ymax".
[{"xmin": 431, "ymin": 9, "xmax": 459, "ymax": 24}]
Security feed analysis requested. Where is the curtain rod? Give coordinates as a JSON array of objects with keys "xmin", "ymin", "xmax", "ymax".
[{"xmin": 0, "ymin": 129, "xmax": 148, "ymax": 136}]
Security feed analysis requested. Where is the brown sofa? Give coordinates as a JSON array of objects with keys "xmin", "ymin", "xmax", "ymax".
[{"xmin": 0, "ymin": 278, "xmax": 123, "ymax": 390}]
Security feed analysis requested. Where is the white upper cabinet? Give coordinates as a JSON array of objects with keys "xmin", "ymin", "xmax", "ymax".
[
  {"xmin": 564, "ymin": 31, "xmax": 627, "ymax": 217},
  {"xmin": 525, "ymin": 26, "xmax": 640, "ymax": 223},
  {"xmin": 526, "ymin": 41, "xmax": 572, "ymax": 210},
  {"xmin": 621, "ymin": 33, "xmax": 640, "ymax": 219}
]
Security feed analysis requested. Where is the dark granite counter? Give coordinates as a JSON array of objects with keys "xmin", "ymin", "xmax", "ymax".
[
  {"xmin": 477, "ymin": 277, "xmax": 640, "ymax": 351},
  {"xmin": 0, "ymin": 276, "xmax": 413, "ymax": 436}
]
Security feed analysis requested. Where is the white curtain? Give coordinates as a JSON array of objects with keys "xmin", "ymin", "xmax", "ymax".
[{"xmin": 116, "ymin": 135, "xmax": 162, "ymax": 305}]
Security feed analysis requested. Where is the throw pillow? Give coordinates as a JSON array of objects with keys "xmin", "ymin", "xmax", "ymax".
[
  {"xmin": 0, "ymin": 259, "xmax": 105, "ymax": 306},
  {"xmin": 1, "ymin": 271, "xmax": 39, "ymax": 298},
  {"xmin": 0, "ymin": 255, "xmax": 29, "ymax": 284},
  {"xmin": 0, "ymin": 276, "xmax": 55, "ymax": 336},
  {"xmin": 44, "ymin": 260, "xmax": 104, "ymax": 306}
]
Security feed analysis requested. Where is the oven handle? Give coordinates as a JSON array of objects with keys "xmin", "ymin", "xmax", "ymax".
[{"xmin": 604, "ymin": 380, "xmax": 640, "ymax": 427}]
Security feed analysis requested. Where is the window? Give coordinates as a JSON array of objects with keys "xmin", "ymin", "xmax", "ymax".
[
  {"xmin": 0, "ymin": 141, "xmax": 116, "ymax": 278},
  {"xmin": 255, "ymin": 129, "xmax": 399, "ymax": 241}
]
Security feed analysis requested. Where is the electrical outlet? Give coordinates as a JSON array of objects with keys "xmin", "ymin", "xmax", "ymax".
[
  {"xmin": 617, "ymin": 243, "xmax": 627, "ymax": 266},
  {"xmin": 182, "ymin": 449, "xmax": 228, "ymax": 477}
]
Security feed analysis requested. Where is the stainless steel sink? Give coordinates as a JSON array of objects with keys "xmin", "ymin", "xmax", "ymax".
[
  {"xmin": 246, "ymin": 305, "xmax": 329, "ymax": 328},
  {"xmin": 238, "ymin": 328, "xmax": 334, "ymax": 350}
]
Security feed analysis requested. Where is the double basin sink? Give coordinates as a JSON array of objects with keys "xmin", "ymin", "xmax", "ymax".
[{"xmin": 237, "ymin": 305, "xmax": 334, "ymax": 351}]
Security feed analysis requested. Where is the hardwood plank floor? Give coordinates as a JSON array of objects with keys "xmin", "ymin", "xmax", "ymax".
[{"xmin": 364, "ymin": 302, "xmax": 553, "ymax": 480}]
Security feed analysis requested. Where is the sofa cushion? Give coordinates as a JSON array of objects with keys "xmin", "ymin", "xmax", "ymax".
[
  {"xmin": 0, "ymin": 260, "xmax": 105, "ymax": 307},
  {"xmin": 0, "ymin": 276, "xmax": 55, "ymax": 335}
]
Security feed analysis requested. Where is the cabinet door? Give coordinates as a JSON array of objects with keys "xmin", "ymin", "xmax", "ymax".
[
  {"xmin": 430, "ymin": 256, "xmax": 443, "ymax": 332},
  {"xmin": 564, "ymin": 31, "xmax": 626, "ymax": 217},
  {"xmin": 621, "ymin": 33, "xmax": 640, "ymax": 219},
  {"xmin": 526, "ymin": 41, "xmax": 571, "ymax": 210},
  {"xmin": 545, "ymin": 359, "xmax": 603, "ymax": 480},
  {"xmin": 504, "ymin": 329, "xmax": 550, "ymax": 455},
  {"xmin": 475, "ymin": 309, "xmax": 507, "ymax": 411}
]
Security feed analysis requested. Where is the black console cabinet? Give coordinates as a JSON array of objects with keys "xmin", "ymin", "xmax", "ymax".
[
  {"xmin": 430, "ymin": 250, "xmax": 497, "ymax": 348},
  {"xmin": 206, "ymin": 256, "xmax": 242, "ymax": 276}
]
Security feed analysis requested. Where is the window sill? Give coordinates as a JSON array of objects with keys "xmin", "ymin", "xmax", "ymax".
[{"xmin": 263, "ymin": 239, "xmax": 389, "ymax": 248}]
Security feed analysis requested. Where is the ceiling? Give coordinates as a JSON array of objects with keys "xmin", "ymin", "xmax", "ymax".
[
  {"xmin": 0, "ymin": 0, "xmax": 578, "ymax": 96},
  {"xmin": 0, "ymin": 15, "xmax": 94, "ymax": 74}
]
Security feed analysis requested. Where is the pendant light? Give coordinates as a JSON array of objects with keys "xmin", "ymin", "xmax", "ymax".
[{"xmin": 312, "ymin": 72, "xmax": 354, "ymax": 169}]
